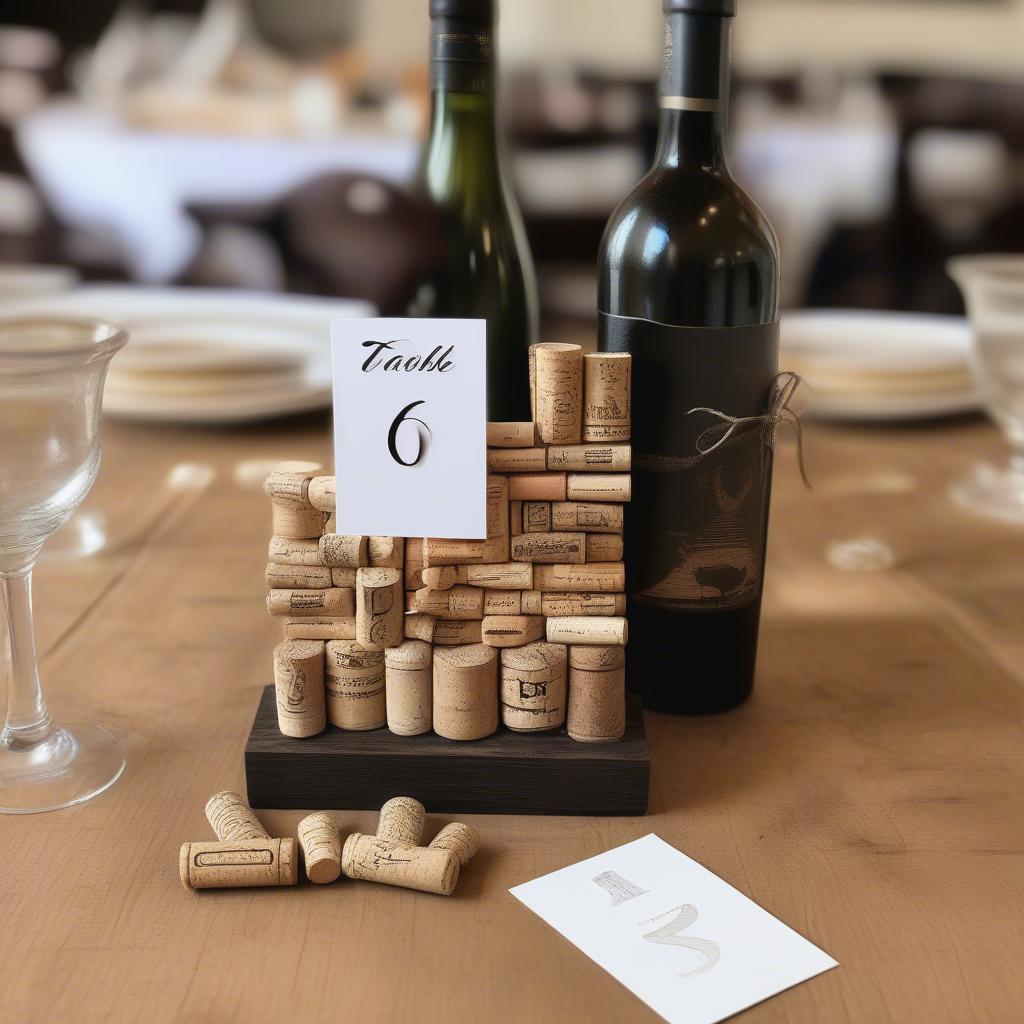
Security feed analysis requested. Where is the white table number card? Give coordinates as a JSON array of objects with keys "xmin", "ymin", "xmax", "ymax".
[
  {"xmin": 331, "ymin": 318, "xmax": 487, "ymax": 539},
  {"xmin": 510, "ymin": 835, "xmax": 837, "ymax": 1024}
]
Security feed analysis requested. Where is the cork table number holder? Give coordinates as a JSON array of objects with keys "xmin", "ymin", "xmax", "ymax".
[{"xmin": 245, "ymin": 344, "xmax": 649, "ymax": 816}]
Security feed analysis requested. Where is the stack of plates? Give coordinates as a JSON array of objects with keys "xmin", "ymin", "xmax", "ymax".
[{"xmin": 781, "ymin": 310, "xmax": 979, "ymax": 421}]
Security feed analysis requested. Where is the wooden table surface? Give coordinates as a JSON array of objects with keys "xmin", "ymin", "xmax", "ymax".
[{"xmin": 2, "ymin": 410, "xmax": 1023, "ymax": 1024}]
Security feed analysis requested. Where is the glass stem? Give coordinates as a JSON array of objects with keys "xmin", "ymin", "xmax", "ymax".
[{"xmin": 1, "ymin": 561, "xmax": 56, "ymax": 751}]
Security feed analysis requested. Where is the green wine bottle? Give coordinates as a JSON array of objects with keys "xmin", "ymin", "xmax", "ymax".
[{"xmin": 408, "ymin": 0, "xmax": 539, "ymax": 421}]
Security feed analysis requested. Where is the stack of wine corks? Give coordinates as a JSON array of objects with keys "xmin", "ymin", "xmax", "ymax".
[{"xmin": 263, "ymin": 344, "xmax": 630, "ymax": 745}]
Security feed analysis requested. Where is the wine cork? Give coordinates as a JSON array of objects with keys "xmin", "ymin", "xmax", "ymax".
[
  {"xmin": 547, "ymin": 444, "xmax": 631, "ymax": 472},
  {"xmin": 487, "ymin": 447, "xmax": 547, "ymax": 473},
  {"xmin": 483, "ymin": 590, "xmax": 521, "ymax": 615},
  {"xmin": 319, "ymin": 534, "xmax": 369, "ymax": 568},
  {"xmin": 510, "ymin": 500, "xmax": 524, "ymax": 537},
  {"xmin": 331, "ymin": 567, "xmax": 357, "ymax": 587},
  {"xmin": 283, "ymin": 616, "xmax": 356, "ymax": 641},
  {"xmin": 528, "ymin": 343, "xmax": 539, "ymax": 419},
  {"xmin": 428, "ymin": 822, "xmax": 480, "ymax": 865},
  {"xmin": 377, "ymin": 796, "xmax": 426, "ymax": 847},
  {"xmin": 552, "ymin": 502, "xmax": 624, "ymax": 533},
  {"xmin": 267, "ymin": 588, "xmax": 355, "ymax": 618},
  {"xmin": 462, "ymin": 562, "xmax": 533, "ymax": 590},
  {"xmin": 421, "ymin": 565, "xmax": 458, "ymax": 591},
  {"xmin": 566, "ymin": 474, "xmax": 632, "ymax": 503},
  {"xmin": 521, "ymin": 590, "xmax": 543, "ymax": 615},
  {"xmin": 268, "ymin": 536, "xmax": 323, "ymax": 566},
  {"xmin": 265, "ymin": 563, "xmax": 331, "ymax": 589},
  {"xmin": 541, "ymin": 593, "xmax": 626, "ymax": 617},
  {"xmin": 523, "ymin": 501, "xmax": 552, "ymax": 533},
  {"xmin": 433, "ymin": 644, "xmax": 498, "ymax": 740},
  {"xmin": 325, "ymin": 640, "xmax": 386, "ymax": 731},
  {"xmin": 567, "ymin": 645, "xmax": 626, "ymax": 742},
  {"xmin": 368, "ymin": 536, "xmax": 403, "ymax": 569},
  {"xmin": 481, "ymin": 615, "xmax": 546, "ymax": 648},
  {"xmin": 341, "ymin": 834, "xmax": 460, "ymax": 896},
  {"xmin": 535, "ymin": 342, "xmax": 583, "ymax": 445},
  {"xmin": 307, "ymin": 476, "xmax": 336, "ymax": 511},
  {"xmin": 405, "ymin": 613, "xmax": 436, "ymax": 642},
  {"xmin": 586, "ymin": 534, "xmax": 624, "ymax": 562},
  {"xmin": 413, "ymin": 585, "xmax": 484, "ymax": 620},
  {"xmin": 356, "ymin": 567, "xmax": 404, "ymax": 651},
  {"xmin": 487, "ymin": 421, "xmax": 539, "ymax": 448},
  {"xmin": 511, "ymin": 532, "xmax": 586, "ymax": 564},
  {"xmin": 298, "ymin": 812, "xmax": 342, "ymax": 884},
  {"xmin": 433, "ymin": 620, "xmax": 483, "ymax": 645},
  {"xmin": 274, "ymin": 639, "xmax": 326, "ymax": 738},
  {"xmin": 205, "ymin": 791, "xmax": 269, "ymax": 841},
  {"xmin": 508, "ymin": 473, "xmax": 568, "ymax": 502},
  {"xmin": 500, "ymin": 641, "xmax": 567, "ymax": 732},
  {"xmin": 180, "ymin": 838, "xmax": 298, "ymax": 890},
  {"xmin": 264, "ymin": 471, "xmax": 324, "ymax": 539},
  {"xmin": 405, "ymin": 538, "xmax": 425, "ymax": 589},
  {"xmin": 325, "ymin": 511, "xmax": 337, "ymax": 533},
  {"xmin": 385, "ymin": 640, "xmax": 433, "ymax": 736},
  {"xmin": 583, "ymin": 352, "xmax": 632, "ymax": 442},
  {"xmin": 534, "ymin": 563, "xmax": 626, "ymax": 593},
  {"xmin": 547, "ymin": 616, "xmax": 628, "ymax": 646}
]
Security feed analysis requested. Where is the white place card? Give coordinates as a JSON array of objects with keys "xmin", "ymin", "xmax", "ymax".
[
  {"xmin": 331, "ymin": 318, "xmax": 487, "ymax": 540},
  {"xmin": 510, "ymin": 834, "xmax": 837, "ymax": 1024}
]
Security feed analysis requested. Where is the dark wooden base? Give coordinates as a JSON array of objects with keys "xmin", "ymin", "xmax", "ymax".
[{"xmin": 244, "ymin": 685, "xmax": 649, "ymax": 816}]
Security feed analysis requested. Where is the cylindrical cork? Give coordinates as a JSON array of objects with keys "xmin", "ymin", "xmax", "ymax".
[
  {"xmin": 501, "ymin": 642, "xmax": 567, "ymax": 732},
  {"xmin": 307, "ymin": 476, "xmax": 336, "ymax": 511},
  {"xmin": 428, "ymin": 822, "xmax": 480, "ymax": 865},
  {"xmin": 551, "ymin": 502, "xmax": 624, "ymax": 534},
  {"xmin": 523, "ymin": 501, "xmax": 552, "ymax": 533},
  {"xmin": 483, "ymin": 590, "xmax": 521, "ymax": 616},
  {"xmin": 508, "ymin": 473, "xmax": 568, "ymax": 502},
  {"xmin": 377, "ymin": 796, "xmax": 426, "ymax": 847},
  {"xmin": 481, "ymin": 615, "xmax": 546, "ymax": 648},
  {"xmin": 488, "ymin": 421, "xmax": 538, "ymax": 448},
  {"xmin": 547, "ymin": 444, "xmax": 631, "ymax": 473},
  {"xmin": 274, "ymin": 639, "xmax": 326, "ymax": 738},
  {"xmin": 535, "ymin": 342, "xmax": 583, "ymax": 445},
  {"xmin": 264, "ymin": 470, "xmax": 325, "ymax": 539},
  {"xmin": 510, "ymin": 500, "xmax": 524, "ymax": 537},
  {"xmin": 341, "ymin": 834, "xmax": 460, "ymax": 896},
  {"xmin": 541, "ymin": 593, "xmax": 626, "ymax": 617},
  {"xmin": 566, "ymin": 474, "xmax": 632, "ymax": 503},
  {"xmin": 180, "ymin": 838, "xmax": 298, "ymax": 890},
  {"xmin": 368, "ymin": 536, "xmax": 403, "ymax": 569},
  {"xmin": 298, "ymin": 812, "xmax": 342, "ymax": 884},
  {"xmin": 405, "ymin": 538, "xmax": 425, "ymax": 589},
  {"xmin": 319, "ymin": 534, "xmax": 369, "ymax": 568},
  {"xmin": 266, "ymin": 563, "xmax": 332, "ymax": 589},
  {"xmin": 325, "ymin": 640, "xmax": 386, "ymax": 731},
  {"xmin": 268, "ymin": 536, "xmax": 323, "ymax": 566},
  {"xmin": 205, "ymin": 791, "xmax": 269, "ymax": 841},
  {"xmin": 547, "ymin": 616, "xmax": 628, "ymax": 646},
  {"xmin": 325, "ymin": 511, "xmax": 337, "ymax": 533},
  {"xmin": 533, "ymin": 563, "xmax": 626, "ymax": 593},
  {"xmin": 356, "ymin": 567, "xmax": 404, "ymax": 651},
  {"xmin": 521, "ymin": 590, "xmax": 543, "ymax": 615},
  {"xmin": 567, "ymin": 645, "xmax": 626, "ymax": 742},
  {"xmin": 421, "ymin": 565, "xmax": 458, "ymax": 591},
  {"xmin": 331, "ymin": 567, "xmax": 357, "ymax": 588},
  {"xmin": 404, "ymin": 613, "xmax": 436, "ymax": 642},
  {"xmin": 414, "ymin": 585, "xmax": 485, "ymax": 620},
  {"xmin": 511, "ymin": 532, "xmax": 586, "ymax": 564},
  {"xmin": 529, "ymin": 343, "xmax": 539, "ymax": 419},
  {"xmin": 462, "ymin": 562, "xmax": 533, "ymax": 590},
  {"xmin": 487, "ymin": 447, "xmax": 547, "ymax": 473},
  {"xmin": 586, "ymin": 534, "xmax": 624, "ymax": 562},
  {"xmin": 386, "ymin": 640, "xmax": 433, "ymax": 736},
  {"xmin": 267, "ymin": 588, "xmax": 355, "ymax": 618},
  {"xmin": 433, "ymin": 644, "xmax": 498, "ymax": 740},
  {"xmin": 583, "ymin": 352, "xmax": 632, "ymax": 442},
  {"xmin": 284, "ymin": 616, "xmax": 356, "ymax": 641},
  {"xmin": 433, "ymin": 620, "xmax": 483, "ymax": 646}
]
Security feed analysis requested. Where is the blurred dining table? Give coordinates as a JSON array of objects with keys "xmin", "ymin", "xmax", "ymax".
[{"xmin": 1, "ymin": 408, "xmax": 1023, "ymax": 1023}]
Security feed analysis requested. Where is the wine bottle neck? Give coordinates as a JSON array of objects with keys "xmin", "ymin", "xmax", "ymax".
[{"xmin": 655, "ymin": 11, "xmax": 731, "ymax": 170}]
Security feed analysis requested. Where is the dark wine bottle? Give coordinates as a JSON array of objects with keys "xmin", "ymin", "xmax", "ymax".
[
  {"xmin": 408, "ymin": 0, "xmax": 539, "ymax": 421},
  {"xmin": 598, "ymin": 0, "xmax": 780, "ymax": 715}
]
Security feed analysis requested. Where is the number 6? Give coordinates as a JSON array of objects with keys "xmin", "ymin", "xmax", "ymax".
[{"xmin": 388, "ymin": 401, "xmax": 431, "ymax": 467}]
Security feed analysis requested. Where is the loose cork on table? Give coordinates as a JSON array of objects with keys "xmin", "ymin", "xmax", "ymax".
[
  {"xmin": 180, "ymin": 838, "xmax": 298, "ymax": 890},
  {"xmin": 297, "ymin": 812, "xmax": 342, "ymax": 884},
  {"xmin": 205, "ymin": 791, "xmax": 270, "ymax": 842}
]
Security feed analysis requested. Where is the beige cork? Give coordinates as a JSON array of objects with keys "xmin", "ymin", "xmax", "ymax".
[
  {"xmin": 265, "ymin": 563, "xmax": 331, "ymax": 590},
  {"xmin": 433, "ymin": 620, "xmax": 483, "ymax": 646},
  {"xmin": 325, "ymin": 511, "xmax": 337, "ymax": 533},
  {"xmin": 377, "ymin": 796, "xmax": 426, "ymax": 847},
  {"xmin": 298, "ymin": 812, "xmax": 342, "ymax": 884},
  {"xmin": 500, "ymin": 642, "xmax": 567, "ymax": 732},
  {"xmin": 205, "ymin": 791, "xmax": 269, "ymax": 842},
  {"xmin": 462, "ymin": 562, "xmax": 533, "ymax": 590},
  {"xmin": 487, "ymin": 447, "xmax": 547, "ymax": 473},
  {"xmin": 325, "ymin": 640, "xmax": 386, "ymax": 731},
  {"xmin": 483, "ymin": 590, "xmax": 521, "ymax": 616},
  {"xmin": 283, "ymin": 616, "xmax": 357, "ymax": 641},
  {"xmin": 307, "ymin": 476, "xmax": 336, "ymax": 511},
  {"xmin": 510, "ymin": 500, "xmax": 524, "ymax": 537},
  {"xmin": 547, "ymin": 444, "xmax": 631, "ymax": 473},
  {"xmin": 385, "ymin": 640, "xmax": 433, "ymax": 736},
  {"xmin": 368, "ymin": 536, "xmax": 403, "ymax": 569},
  {"xmin": 533, "ymin": 563, "xmax": 626, "ymax": 593},
  {"xmin": 319, "ymin": 534, "xmax": 369, "ymax": 568},
  {"xmin": 521, "ymin": 590, "xmax": 543, "ymax": 615},
  {"xmin": 404, "ymin": 538, "xmax": 425, "ymax": 589},
  {"xmin": 487, "ymin": 421, "xmax": 539, "ymax": 448},
  {"xmin": 274, "ymin": 639, "xmax": 326, "ymax": 738},
  {"xmin": 267, "ymin": 588, "xmax": 355, "ymax": 618},
  {"xmin": 264, "ymin": 471, "xmax": 324, "ymax": 540},
  {"xmin": 523, "ymin": 501, "xmax": 553, "ymax": 533},
  {"xmin": 421, "ymin": 565, "xmax": 458, "ymax": 591},
  {"xmin": 356, "ymin": 567, "xmax": 404, "ymax": 651},
  {"xmin": 566, "ymin": 474, "xmax": 632, "ymax": 503},
  {"xmin": 583, "ymin": 352, "xmax": 632, "ymax": 442},
  {"xmin": 268, "ymin": 536, "xmax": 323, "ymax": 566},
  {"xmin": 511, "ymin": 532, "xmax": 586, "ymax": 564},
  {"xmin": 535, "ymin": 342, "xmax": 583, "ymax": 445},
  {"xmin": 547, "ymin": 616, "xmax": 628, "ymax": 646},
  {"xmin": 433, "ymin": 644, "xmax": 498, "ymax": 740},
  {"xmin": 413, "ymin": 585, "xmax": 485, "ymax": 620},
  {"xmin": 567, "ymin": 645, "xmax": 626, "ymax": 742},
  {"xmin": 540, "ymin": 593, "xmax": 626, "ymax": 617},
  {"xmin": 404, "ymin": 613, "xmax": 436, "ymax": 642},
  {"xmin": 481, "ymin": 615, "xmax": 546, "ymax": 649},
  {"xmin": 180, "ymin": 838, "xmax": 298, "ymax": 890},
  {"xmin": 331, "ymin": 567, "xmax": 357, "ymax": 588},
  {"xmin": 341, "ymin": 834, "xmax": 460, "ymax": 896},
  {"xmin": 528, "ymin": 343, "xmax": 539, "ymax": 419},
  {"xmin": 508, "ymin": 472, "xmax": 568, "ymax": 502},
  {"xmin": 551, "ymin": 502, "xmax": 624, "ymax": 534},
  {"xmin": 586, "ymin": 534, "xmax": 624, "ymax": 562},
  {"xmin": 428, "ymin": 822, "xmax": 480, "ymax": 865}
]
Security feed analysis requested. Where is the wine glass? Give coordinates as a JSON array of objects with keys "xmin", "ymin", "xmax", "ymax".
[
  {"xmin": 948, "ymin": 256, "xmax": 1024, "ymax": 524},
  {"xmin": 0, "ymin": 318, "xmax": 128, "ymax": 812}
]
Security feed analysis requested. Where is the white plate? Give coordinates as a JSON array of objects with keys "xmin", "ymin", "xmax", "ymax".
[
  {"xmin": 782, "ymin": 309, "xmax": 980, "ymax": 421},
  {"xmin": 0, "ymin": 286, "xmax": 375, "ymax": 423}
]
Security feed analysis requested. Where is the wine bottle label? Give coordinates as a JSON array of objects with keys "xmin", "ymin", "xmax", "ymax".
[{"xmin": 599, "ymin": 313, "xmax": 779, "ymax": 612}]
